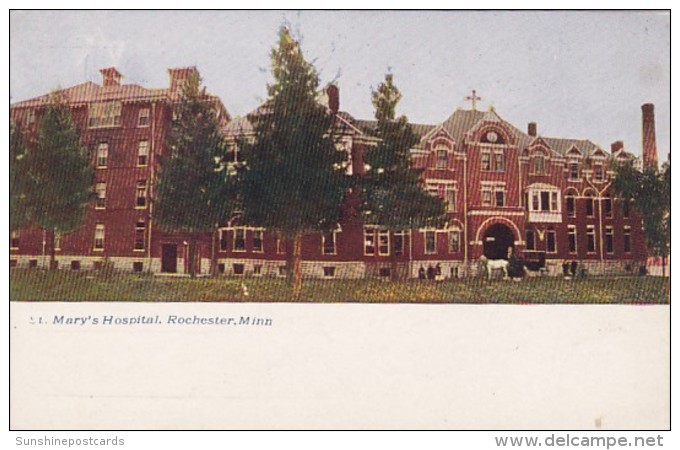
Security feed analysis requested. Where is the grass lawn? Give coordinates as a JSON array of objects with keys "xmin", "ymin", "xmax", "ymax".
[{"xmin": 9, "ymin": 269, "xmax": 669, "ymax": 304}]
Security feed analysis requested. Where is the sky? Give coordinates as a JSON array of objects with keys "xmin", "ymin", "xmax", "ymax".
[{"xmin": 10, "ymin": 10, "xmax": 670, "ymax": 158}]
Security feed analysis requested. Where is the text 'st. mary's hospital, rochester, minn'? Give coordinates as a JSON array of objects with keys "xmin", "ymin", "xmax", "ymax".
[{"xmin": 10, "ymin": 65, "xmax": 658, "ymax": 279}]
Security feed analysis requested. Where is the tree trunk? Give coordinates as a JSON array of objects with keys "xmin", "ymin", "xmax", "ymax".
[
  {"xmin": 48, "ymin": 230, "xmax": 57, "ymax": 271},
  {"xmin": 188, "ymin": 233, "xmax": 197, "ymax": 278},
  {"xmin": 291, "ymin": 232, "xmax": 303, "ymax": 299},
  {"xmin": 210, "ymin": 229, "xmax": 218, "ymax": 277}
]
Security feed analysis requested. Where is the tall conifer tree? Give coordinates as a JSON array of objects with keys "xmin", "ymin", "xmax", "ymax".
[
  {"xmin": 155, "ymin": 72, "xmax": 236, "ymax": 278},
  {"xmin": 22, "ymin": 93, "xmax": 93, "ymax": 269},
  {"xmin": 360, "ymin": 74, "xmax": 447, "ymax": 277},
  {"xmin": 240, "ymin": 28, "xmax": 347, "ymax": 297}
]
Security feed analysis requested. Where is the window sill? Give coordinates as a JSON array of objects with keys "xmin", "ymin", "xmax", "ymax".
[
  {"xmin": 133, "ymin": 249, "xmax": 145, "ymax": 252},
  {"xmin": 93, "ymin": 248, "xmax": 104, "ymax": 252}
]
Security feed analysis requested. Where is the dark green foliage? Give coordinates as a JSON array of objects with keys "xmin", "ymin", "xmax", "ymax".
[
  {"xmin": 10, "ymin": 121, "xmax": 28, "ymax": 230},
  {"xmin": 239, "ymin": 28, "xmax": 348, "ymax": 295},
  {"xmin": 612, "ymin": 159, "xmax": 670, "ymax": 274},
  {"xmin": 22, "ymin": 93, "xmax": 93, "ymax": 268},
  {"xmin": 154, "ymin": 72, "xmax": 237, "ymax": 277},
  {"xmin": 360, "ymin": 74, "xmax": 447, "ymax": 229},
  {"xmin": 240, "ymin": 28, "xmax": 347, "ymax": 235}
]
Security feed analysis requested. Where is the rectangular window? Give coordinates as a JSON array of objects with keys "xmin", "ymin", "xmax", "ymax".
[
  {"xmin": 424, "ymin": 230, "xmax": 437, "ymax": 255},
  {"xmin": 323, "ymin": 266, "xmax": 336, "ymax": 278},
  {"xmin": 604, "ymin": 197, "xmax": 613, "ymax": 218},
  {"xmin": 568, "ymin": 226, "xmax": 577, "ymax": 253},
  {"xmin": 138, "ymin": 141, "xmax": 149, "ymax": 166},
  {"xmin": 586, "ymin": 226, "xmax": 596, "ymax": 253},
  {"xmin": 540, "ymin": 191, "xmax": 550, "ymax": 212},
  {"xmin": 232, "ymin": 263, "xmax": 245, "ymax": 275},
  {"xmin": 394, "ymin": 231, "xmax": 406, "ymax": 256},
  {"xmin": 445, "ymin": 188, "xmax": 457, "ymax": 213},
  {"xmin": 623, "ymin": 200, "xmax": 630, "ymax": 219},
  {"xmin": 586, "ymin": 196, "xmax": 594, "ymax": 217},
  {"xmin": 136, "ymin": 180, "xmax": 147, "ymax": 208},
  {"xmin": 253, "ymin": 264, "xmax": 262, "ymax": 276},
  {"xmin": 233, "ymin": 228, "xmax": 246, "ymax": 252},
  {"xmin": 134, "ymin": 221, "xmax": 146, "ymax": 251},
  {"xmin": 276, "ymin": 238, "xmax": 286, "ymax": 255},
  {"xmin": 624, "ymin": 227, "xmax": 631, "ymax": 253},
  {"xmin": 138, "ymin": 108, "xmax": 150, "ymax": 127},
  {"xmin": 88, "ymin": 101, "xmax": 122, "ymax": 128},
  {"xmin": 219, "ymin": 229, "xmax": 228, "ymax": 251},
  {"xmin": 10, "ymin": 231, "xmax": 19, "ymax": 249},
  {"xmin": 252, "ymin": 229, "xmax": 264, "ymax": 253},
  {"xmin": 448, "ymin": 230, "xmax": 460, "ymax": 253},
  {"xmin": 594, "ymin": 164, "xmax": 604, "ymax": 182},
  {"xmin": 566, "ymin": 196, "xmax": 575, "ymax": 217},
  {"xmin": 494, "ymin": 151, "xmax": 505, "ymax": 172},
  {"xmin": 569, "ymin": 162, "xmax": 579, "ymax": 180},
  {"xmin": 550, "ymin": 192, "xmax": 558, "ymax": 212},
  {"xmin": 605, "ymin": 226, "xmax": 614, "ymax": 254},
  {"xmin": 54, "ymin": 232, "xmax": 61, "ymax": 250},
  {"xmin": 436, "ymin": 149, "xmax": 448, "ymax": 169},
  {"xmin": 532, "ymin": 193, "xmax": 540, "ymax": 211},
  {"xmin": 495, "ymin": 190, "xmax": 505, "ymax": 207},
  {"xmin": 546, "ymin": 230, "xmax": 556, "ymax": 253},
  {"xmin": 378, "ymin": 230, "xmax": 390, "ymax": 256},
  {"xmin": 526, "ymin": 229, "xmax": 535, "ymax": 251},
  {"xmin": 322, "ymin": 231, "xmax": 336, "ymax": 255},
  {"xmin": 97, "ymin": 143, "xmax": 108, "ymax": 167},
  {"xmin": 26, "ymin": 109, "xmax": 35, "ymax": 126},
  {"xmin": 481, "ymin": 151, "xmax": 491, "ymax": 171},
  {"xmin": 482, "ymin": 188, "xmax": 493, "ymax": 207},
  {"xmin": 133, "ymin": 262, "xmax": 144, "ymax": 273},
  {"xmin": 95, "ymin": 182, "xmax": 106, "ymax": 209},
  {"xmin": 364, "ymin": 228, "xmax": 376, "ymax": 255},
  {"xmin": 94, "ymin": 224, "xmax": 105, "ymax": 250}
]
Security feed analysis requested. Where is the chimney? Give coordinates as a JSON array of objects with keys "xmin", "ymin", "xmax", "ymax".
[
  {"xmin": 642, "ymin": 103, "xmax": 659, "ymax": 170},
  {"xmin": 326, "ymin": 84, "xmax": 339, "ymax": 114},
  {"xmin": 611, "ymin": 140, "xmax": 624, "ymax": 154},
  {"xmin": 168, "ymin": 66, "xmax": 199, "ymax": 92},
  {"xmin": 100, "ymin": 67, "xmax": 122, "ymax": 87},
  {"xmin": 527, "ymin": 122, "xmax": 537, "ymax": 137}
]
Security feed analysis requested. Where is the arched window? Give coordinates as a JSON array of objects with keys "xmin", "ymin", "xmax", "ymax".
[{"xmin": 584, "ymin": 191, "xmax": 595, "ymax": 217}]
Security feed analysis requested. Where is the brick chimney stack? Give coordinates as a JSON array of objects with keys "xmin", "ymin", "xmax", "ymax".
[
  {"xmin": 642, "ymin": 103, "xmax": 659, "ymax": 170},
  {"xmin": 100, "ymin": 67, "xmax": 122, "ymax": 87},
  {"xmin": 611, "ymin": 140, "xmax": 624, "ymax": 153},
  {"xmin": 168, "ymin": 66, "xmax": 199, "ymax": 92},
  {"xmin": 326, "ymin": 84, "xmax": 339, "ymax": 114},
  {"xmin": 527, "ymin": 122, "xmax": 537, "ymax": 137}
]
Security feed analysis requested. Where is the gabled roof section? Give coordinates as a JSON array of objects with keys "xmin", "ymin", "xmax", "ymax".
[{"xmin": 544, "ymin": 138, "xmax": 599, "ymax": 157}]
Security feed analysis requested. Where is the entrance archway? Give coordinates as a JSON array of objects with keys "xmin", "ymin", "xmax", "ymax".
[{"xmin": 483, "ymin": 223, "xmax": 514, "ymax": 260}]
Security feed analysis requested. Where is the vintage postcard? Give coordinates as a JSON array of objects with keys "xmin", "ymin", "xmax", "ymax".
[{"xmin": 8, "ymin": 10, "xmax": 670, "ymax": 431}]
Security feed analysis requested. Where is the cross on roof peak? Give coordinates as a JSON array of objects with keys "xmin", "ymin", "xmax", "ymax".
[{"xmin": 465, "ymin": 89, "xmax": 482, "ymax": 111}]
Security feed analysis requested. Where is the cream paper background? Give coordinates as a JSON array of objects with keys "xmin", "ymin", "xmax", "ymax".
[{"xmin": 10, "ymin": 302, "xmax": 669, "ymax": 430}]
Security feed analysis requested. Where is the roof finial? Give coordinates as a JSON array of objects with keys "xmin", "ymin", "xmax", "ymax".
[{"xmin": 465, "ymin": 89, "xmax": 482, "ymax": 111}]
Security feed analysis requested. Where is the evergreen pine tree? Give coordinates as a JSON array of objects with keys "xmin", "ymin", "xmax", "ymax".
[
  {"xmin": 360, "ymin": 74, "xmax": 447, "ymax": 278},
  {"xmin": 22, "ymin": 93, "xmax": 93, "ymax": 270},
  {"xmin": 240, "ymin": 27, "xmax": 347, "ymax": 297},
  {"xmin": 155, "ymin": 72, "xmax": 236, "ymax": 278}
]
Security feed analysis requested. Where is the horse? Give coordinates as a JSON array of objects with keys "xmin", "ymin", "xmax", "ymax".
[{"xmin": 479, "ymin": 255, "xmax": 509, "ymax": 280}]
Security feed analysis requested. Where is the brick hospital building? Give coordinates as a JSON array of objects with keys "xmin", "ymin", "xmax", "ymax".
[{"xmin": 10, "ymin": 67, "xmax": 655, "ymax": 278}]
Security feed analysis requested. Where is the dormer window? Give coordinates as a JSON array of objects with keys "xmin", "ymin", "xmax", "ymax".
[
  {"xmin": 568, "ymin": 161, "xmax": 580, "ymax": 180},
  {"xmin": 138, "ymin": 108, "xmax": 150, "ymax": 127},
  {"xmin": 436, "ymin": 148, "xmax": 448, "ymax": 169},
  {"xmin": 531, "ymin": 154, "xmax": 546, "ymax": 175}
]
